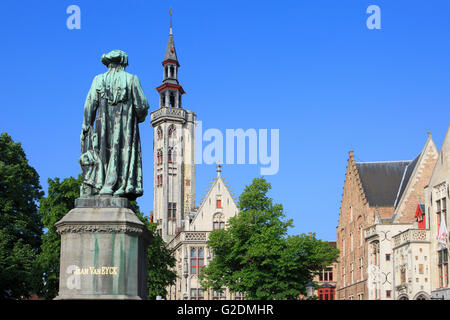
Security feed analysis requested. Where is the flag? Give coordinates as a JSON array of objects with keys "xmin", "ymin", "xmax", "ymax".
[{"xmin": 438, "ymin": 213, "xmax": 448, "ymax": 249}]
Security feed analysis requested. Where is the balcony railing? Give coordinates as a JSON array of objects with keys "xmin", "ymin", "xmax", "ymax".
[
  {"xmin": 364, "ymin": 225, "xmax": 377, "ymax": 240},
  {"xmin": 393, "ymin": 229, "xmax": 429, "ymax": 248},
  {"xmin": 151, "ymin": 107, "xmax": 189, "ymax": 125},
  {"xmin": 180, "ymin": 231, "xmax": 208, "ymax": 242}
]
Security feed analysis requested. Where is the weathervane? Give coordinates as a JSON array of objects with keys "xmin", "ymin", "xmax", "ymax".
[{"xmin": 169, "ymin": 8, "xmax": 173, "ymax": 33}]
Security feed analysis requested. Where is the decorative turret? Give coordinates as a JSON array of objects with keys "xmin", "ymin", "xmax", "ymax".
[{"xmin": 156, "ymin": 12, "xmax": 185, "ymax": 108}]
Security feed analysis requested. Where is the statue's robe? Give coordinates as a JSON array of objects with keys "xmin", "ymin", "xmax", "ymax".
[{"xmin": 80, "ymin": 69, "xmax": 149, "ymax": 200}]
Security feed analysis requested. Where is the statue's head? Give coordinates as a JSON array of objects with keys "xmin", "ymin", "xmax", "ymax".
[{"xmin": 101, "ymin": 50, "xmax": 128, "ymax": 68}]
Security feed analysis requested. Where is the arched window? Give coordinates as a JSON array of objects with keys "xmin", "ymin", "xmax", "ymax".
[
  {"xmin": 168, "ymin": 149, "xmax": 173, "ymax": 163},
  {"xmin": 168, "ymin": 125, "xmax": 176, "ymax": 138},
  {"xmin": 157, "ymin": 127, "xmax": 162, "ymax": 140},
  {"xmin": 169, "ymin": 92, "xmax": 175, "ymax": 108},
  {"xmin": 213, "ymin": 213, "xmax": 225, "ymax": 230},
  {"xmin": 157, "ymin": 149, "xmax": 163, "ymax": 165},
  {"xmin": 171, "ymin": 150, "xmax": 177, "ymax": 164}
]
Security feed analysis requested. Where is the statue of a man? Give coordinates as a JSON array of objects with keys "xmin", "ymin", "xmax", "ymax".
[{"xmin": 79, "ymin": 50, "xmax": 149, "ymax": 201}]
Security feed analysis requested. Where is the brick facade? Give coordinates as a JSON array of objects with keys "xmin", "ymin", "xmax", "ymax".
[
  {"xmin": 336, "ymin": 135, "xmax": 438, "ymax": 300},
  {"xmin": 336, "ymin": 151, "xmax": 378, "ymax": 300}
]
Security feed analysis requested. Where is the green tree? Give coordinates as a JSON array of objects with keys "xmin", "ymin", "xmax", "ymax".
[
  {"xmin": 0, "ymin": 132, "xmax": 44, "ymax": 299},
  {"xmin": 37, "ymin": 175, "xmax": 81, "ymax": 299},
  {"xmin": 200, "ymin": 177, "xmax": 339, "ymax": 300},
  {"xmin": 134, "ymin": 210, "xmax": 177, "ymax": 300}
]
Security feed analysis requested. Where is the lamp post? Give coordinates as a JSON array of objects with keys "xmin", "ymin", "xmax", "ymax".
[{"xmin": 306, "ymin": 281, "xmax": 314, "ymax": 300}]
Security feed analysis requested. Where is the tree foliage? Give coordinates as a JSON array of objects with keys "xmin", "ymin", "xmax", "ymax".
[
  {"xmin": 37, "ymin": 175, "xmax": 81, "ymax": 299},
  {"xmin": 134, "ymin": 211, "xmax": 177, "ymax": 300},
  {"xmin": 0, "ymin": 132, "xmax": 44, "ymax": 299},
  {"xmin": 200, "ymin": 177, "xmax": 339, "ymax": 300}
]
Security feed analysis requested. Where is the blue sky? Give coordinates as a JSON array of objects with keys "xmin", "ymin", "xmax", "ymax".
[{"xmin": 1, "ymin": 0, "xmax": 449, "ymax": 241}]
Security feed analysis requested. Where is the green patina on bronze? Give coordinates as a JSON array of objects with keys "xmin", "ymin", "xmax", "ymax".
[{"xmin": 80, "ymin": 50, "xmax": 149, "ymax": 201}]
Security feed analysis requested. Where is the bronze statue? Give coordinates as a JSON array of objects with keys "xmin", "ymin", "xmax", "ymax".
[{"xmin": 80, "ymin": 50, "xmax": 149, "ymax": 201}]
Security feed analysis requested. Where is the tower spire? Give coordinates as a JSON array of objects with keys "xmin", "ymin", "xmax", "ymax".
[{"xmin": 156, "ymin": 9, "xmax": 185, "ymax": 109}]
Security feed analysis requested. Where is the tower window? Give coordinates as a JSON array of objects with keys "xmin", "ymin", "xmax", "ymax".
[
  {"xmin": 169, "ymin": 93, "xmax": 175, "ymax": 108},
  {"xmin": 157, "ymin": 174, "xmax": 163, "ymax": 187},
  {"xmin": 157, "ymin": 150, "xmax": 163, "ymax": 165},
  {"xmin": 168, "ymin": 149, "xmax": 177, "ymax": 164},
  {"xmin": 157, "ymin": 127, "xmax": 162, "ymax": 140},
  {"xmin": 168, "ymin": 126, "xmax": 176, "ymax": 138},
  {"xmin": 168, "ymin": 202, "xmax": 177, "ymax": 220},
  {"xmin": 186, "ymin": 179, "xmax": 191, "ymax": 186}
]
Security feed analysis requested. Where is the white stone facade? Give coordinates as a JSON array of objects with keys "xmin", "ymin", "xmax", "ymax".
[
  {"xmin": 364, "ymin": 223, "xmax": 413, "ymax": 299},
  {"xmin": 392, "ymin": 228, "xmax": 431, "ymax": 300},
  {"xmin": 166, "ymin": 169, "xmax": 240, "ymax": 300}
]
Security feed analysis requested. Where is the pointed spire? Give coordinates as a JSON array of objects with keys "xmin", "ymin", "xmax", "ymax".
[
  {"xmin": 216, "ymin": 162, "xmax": 222, "ymax": 177},
  {"xmin": 164, "ymin": 8, "xmax": 179, "ymax": 65}
]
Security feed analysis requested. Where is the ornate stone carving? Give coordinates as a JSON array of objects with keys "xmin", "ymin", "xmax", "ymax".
[
  {"xmin": 56, "ymin": 223, "xmax": 144, "ymax": 235},
  {"xmin": 184, "ymin": 232, "xmax": 207, "ymax": 241}
]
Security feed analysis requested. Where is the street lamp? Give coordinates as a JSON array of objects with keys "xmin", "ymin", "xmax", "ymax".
[{"xmin": 306, "ymin": 281, "xmax": 314, "ymax": 300}]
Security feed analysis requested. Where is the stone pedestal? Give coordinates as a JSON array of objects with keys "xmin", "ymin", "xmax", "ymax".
[{"xmin": 54, "ymin": 196, "xmax": 151, "ymax": 300}]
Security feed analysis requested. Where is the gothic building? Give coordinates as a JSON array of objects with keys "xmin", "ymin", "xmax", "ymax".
[
  {"xmin": 336, "ymin": 134, "xmax": 438, "ymax": 300},
  {"xmin": 150, "ymin": 24, "xmax": 240, "ymax": 300},
  {"xmin": 428, "ymin": 126, "xmax": 450, "ymax": 300}
]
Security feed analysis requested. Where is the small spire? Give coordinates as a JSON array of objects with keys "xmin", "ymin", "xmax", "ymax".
[
  {"xmin": 216, "ymin": 162, "xmax": 222, "ymax": 177},
  {"xmin": 163, "ymin": 8, "xmax": 178, "ymax": 64}
]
